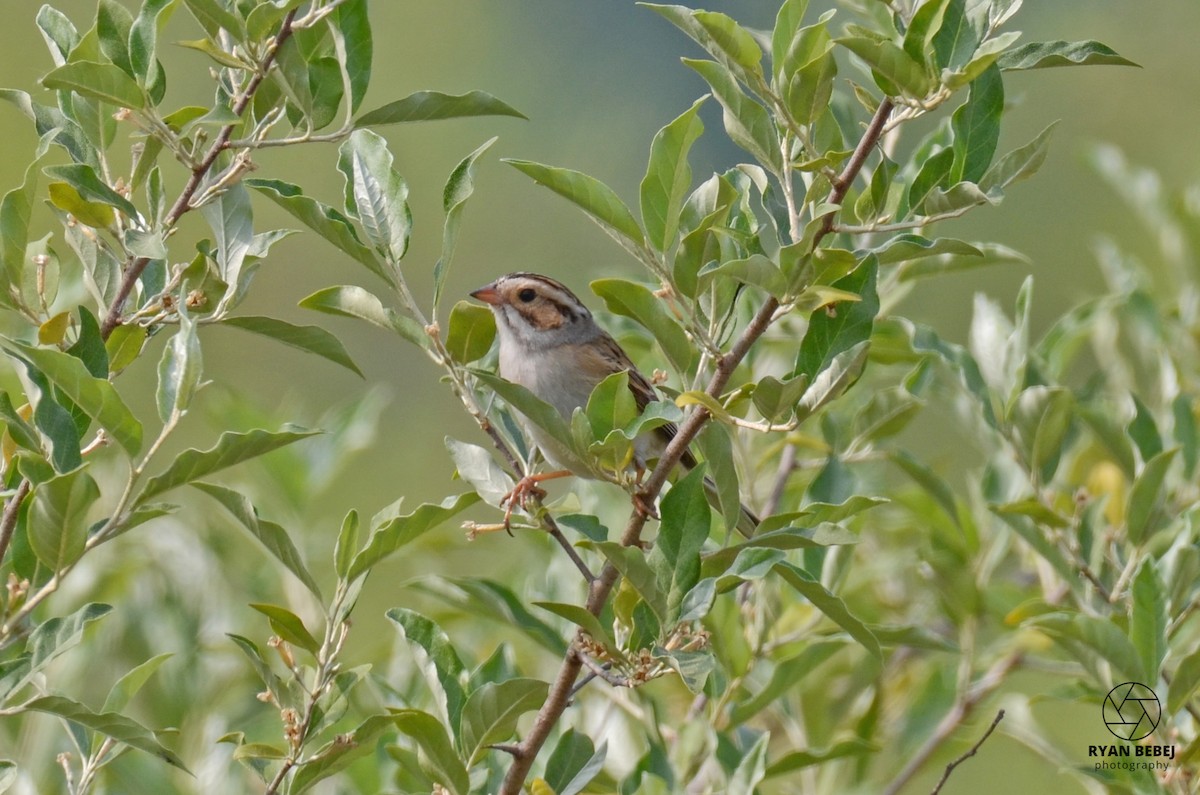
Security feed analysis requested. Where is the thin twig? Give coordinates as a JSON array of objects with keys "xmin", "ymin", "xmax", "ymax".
[
  {"xmin": 99, "ymin": 10, "xmax": 299, "ymax": 338},
  {"xmin": 496, "ymin": 96, "xmax": 898, "ymax": 795},
  {"xmin": 929, "ymin": 709, "xmax": 1006, "ymax": 795},
  {"xmin": 883, "ymin": 652, "xmax": 1022, "ymax": 795},
  {"xmin": 0, "ymin": 480, "xmax": 31, "ymax": 572}
]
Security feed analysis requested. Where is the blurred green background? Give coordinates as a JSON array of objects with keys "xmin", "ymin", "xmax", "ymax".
[{"xmin": 0, "ymin": 1, "xmax": 1195, "ymax": 791}]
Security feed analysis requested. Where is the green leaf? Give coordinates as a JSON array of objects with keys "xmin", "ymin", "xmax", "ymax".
[
  {"xmin": 930, "ymin": 0, "xmax": 982, "ymax": 71},
  {"xmin": 585, "ymin": 371, "xmax": 638, "ymax": 441},
  {"xmin": 891, "ymin": 449, "xmax": 962, "ymax": 529},
  {"xmin": 641, "ymin": 97, "xmax": 706, "ymax": 253},
  {"xmin": 545, "ymin": 730, "xmax": 606, "ymax": 795},
  {"xmin": 347, "ymin": 492, "xmax": 480, "ymax": 580},
  {"xmin": 0, "ymin": 392, "xmax": 38, "ymax": 452},
  {"xmin": 415, "ymin": 577, "xmax": 567, "ymax": 656},
  {"xmin": 386, "ymin": 608, "xmax": 467, "ymax": 739},
  {"xmin": 218, "ymin": 315, "xmax": 362, "ymax": 377},
  {"xmin": 191, "ymin": 481, "xmax": 322, "ymax": 599},
  {"xmin": 592, "ymin": 541, "xmax": 667, "ymax": 624},
  {"xmin": 21, "ymin": 365, "xmax": 81, "ymax": 473},
  {"xmin": 249, "ymin": 602, "xmax": 320, "ymax": 655},
  {"xmin": 729, "ymin": 733, "xmax": 769, "ymax": 795},
  {"xmin": 472, "ymin": 371, "xmax": 585, "ymax": 472},
  {"xmin": 21, "ymin": 603, "xmax": 111, "ymax": 689},
  {"xmin": 155, "ymin": 311, "xmax": 202, "ymax": 423},
  {"xmin": 771, "ymin": 0, "xmax": 810, "ymax": 76},
  {"xmin": 649, "ymin": 466, "xmax": 710, "ymax": 622},
  {"xmin": 1130, "ymin": 559, "xmax": 1166, "ymax": 683},
  {"xmin": 504, "ymin": 160, "xmax": 646, "ymax": 253},
  {"xmin": 656, "ymin": 646, "xmax": 715, "ymax": 693},
  {"xmin": 289, "ymin": 714, "xmax": 407, "ymax": 795},
  {"xmin": 730, "ymin": 640, "xmax": 846, "ymax": 723},
  {"xmin": 337, "ymin": 129, "xmax": 411, "ymax": 265},
  {"xmin": 23, "ymin": 695, "xmax": 188, "ymax": 771},
  {"xmin": 355, "ymin": 90, "xmax": 525, "ymax": 128},
  {"xmin": 796, "ymin": 342, "xmax": 869, "ymax": 420},
  {"xmin": 129, "ymin": 0, "xmax": 174, "ymax": 93},
  {"xmin": 836, "ymin": 37, "xmax": 934, "ymax": 97},
  {"xmin": 693, "ymin": 10, "xmax": 762, "ymax": 73},
  {"xmin": 44, "ymin": 164, "xmax": 140, "ymax": 224},
  {"xmin": 1168, "ymin": 646, "xmax": 1200, "ymax": 715},
  {"xmin": 872, "ymin": 235, "xmax": 983, "ymax": 265},
  {"xmin": 460, "ymin": 678, "xmax": 549, "ymax": 766},
  {"xmin": 997, "ymin": 40, "xmax": 1139, "ymax": 71},
  {"xmin": 682, "ymin": 59, "xmax": 779, "ymax": 171},
  {"xmin": 532, "ymin": 601, "xmax": 620, "ymax": 658},
  {"xmin": 1126, "ymin": 447, "xmax": 1178, "ymax": 544},
  {"xmin": 391, "ymin": 709, "xmax": 470, "ymax": 795},
  {"xmin": 102, "ymin": 653, "xmax": 172, "ymax": 714},
  {"xmin": 299, "ymin": 284, "xmax": 427, "ymax": 348},
  {"xmin": 247, "ymin": 178, "xmax": 391, "ymax": 285},
  {"xmin": 0, "ymin": 136, "xmax": 52, "ymax": 294},
  {"xmin": 1032, "ymin": 613, "xmax": 1145, "ymax": 682},
  {"xmin": 794, "ymin": 257, "xmax": 877, "ymax": 380},
  {"xmin": 764, "ymin": 739, "xmax": 876, "ymax": 778},
  {"xmin": 444, "ymin": 301, "xmax": 496, "ymax": 364},
  {"xmin": 902, "ymin": 0, "xmax": 950, "ymax": 65},
  {"xmin": 978, "ymin": 121, "xmax": 1058, "ymax": 195},
  {"xmin": 445, "ymin": 437, "xmax": 512, "ymax": 508},
  {"xmin": 0, "ymin": 339, "xmax": 142, "ymax": 456},
  {"xmin": 332, "ymin": 0, "xmax": 371, "ymax": 112},
  {"xmin": 181, "ymin": 0, "xmax": 245, "ymax": 41},
  {"xmin": 28, "ymin": 468, "xmax": 100, "ymax": 570},
  {"xmin": 775, "ymin": 563, "xmax": 881, "ymax": 659},
  {"xmin": 140, "ymin": 427, "xmax": 319, "ymax": 501},
  {"xmin": 590, "ymin": 278, "xmax": 694, "ymax": 374},
  {"xmin": 42, "ymin": 61, "xmax": 144, "ymax": 109},
  {"xmin": 334, "ymin": 510, "xmax": 359, "ymax": 580},
  {"xmin": 906, "ymin": 146, "xmax": 954, "ymax": 215},
  {"xmin": 950, "ymin": 64, "xmax": 1002, "ymax": 183},
  {"xmin": 436, "ymin": 137, "xmax": 497, "ymax": 312},
  {"xmin": 0, "ymin": 760, "xmax": 14, "ymax": 793}
]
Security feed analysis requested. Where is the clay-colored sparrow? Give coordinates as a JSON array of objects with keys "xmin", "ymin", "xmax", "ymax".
[{"xmin": 471, "ymin": 272, "xmax": 758, "ymax": 536}]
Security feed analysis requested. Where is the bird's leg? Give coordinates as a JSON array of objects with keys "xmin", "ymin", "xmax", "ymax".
[{"xmin": 500, "ymin": 470, "xmax": 573, "ymax": 527}]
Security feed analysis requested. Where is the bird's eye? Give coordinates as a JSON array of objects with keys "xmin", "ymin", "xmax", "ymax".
[{"xmin": 517, "ymin": 288, "xmax": 537, "ymax": 303}]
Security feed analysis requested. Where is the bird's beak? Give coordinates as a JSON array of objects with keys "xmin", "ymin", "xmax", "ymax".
[{"xmin": 470, "ymin": 283, "xmax": 502, "ymax": 305}]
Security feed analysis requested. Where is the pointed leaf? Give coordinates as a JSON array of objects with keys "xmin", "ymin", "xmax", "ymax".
[
  {"xmin": 41, "ymin": 61, "xmax": 144, "ymax": 109},
  {"xmin": 23, "ymin": 695, "xmax": 188, "ymax": 771},
  {"xmin": 1, "ymin": 338, "xmax": 142, "ymax": 455},
  {"xmin": 218, "ymin": 315, "xmax": 362, "ymax": 377},
  {"xmin": 997, "ymin": 40, "xmax": 1138, "ymax": 71},
  {"xmin": 640, "ymin": 97, "xmax": 706, "ymax": 253},
  {"xmin": 504, "ymin": 160, "xmax": 645, "ymax": 251},
  {"xmin": 191, "ymin": 481, "xmax": 322, "ymax": 599},
  {"xmin": 355, "ymin": 90, "xmax": 525, "ymax": 127},
  {"xmin": 347, "ymin": 492, "xmax": 479, "ymax": 580},
  {"xmin": 140, "ymin": 428, "xmax": 319, "ymax": 500},
  {"xmin": 460, "ymin": 678, "xmax": 549, "ymax": 766},
  {"xmin": 28, "ymin": 468, "xmax": 100, "ymax": 570}
]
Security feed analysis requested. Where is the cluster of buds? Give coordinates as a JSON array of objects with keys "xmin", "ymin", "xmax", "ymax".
[
  {"xmin": 281, "ymin": 707, "xmax": 301, "ymax": 751},
  {"xmin": 662, "ymin": 621, "xmax": 711, "ymax": 654},
  {"xmin": 5, "ymin": 573, "xmax": 30, "ymax": 614}
]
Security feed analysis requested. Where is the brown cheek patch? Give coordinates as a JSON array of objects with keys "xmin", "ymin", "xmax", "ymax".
[{"xmin": 520, "ymin": 301, "xmax": 565, "ymax": 329}]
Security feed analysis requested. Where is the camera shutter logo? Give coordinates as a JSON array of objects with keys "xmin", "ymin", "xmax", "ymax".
[{"xmin": 1103, "ymin": 682, "xmax": 1161, "ymax": 741}]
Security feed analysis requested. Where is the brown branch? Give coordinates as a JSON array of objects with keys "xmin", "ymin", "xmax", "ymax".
[
  {"xmin": 496, "ymin": 99, "xmax": 897, "ymax": 795},
  {"xmin": 929, "ymin": 709, "xmax": 1006, "ymax": 795},
  {"xmin": 99, "ymin": 10, "xmax": 300, "ymax": 340},
  {"xmin": 0, "ymin": 480, "xmax": 32, "ymax": 579}
]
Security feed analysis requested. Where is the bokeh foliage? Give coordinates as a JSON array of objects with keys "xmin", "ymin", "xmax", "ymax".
[{"xmin": 1, "ymin": 2, "xmax": 1194, "ymax": 795}]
